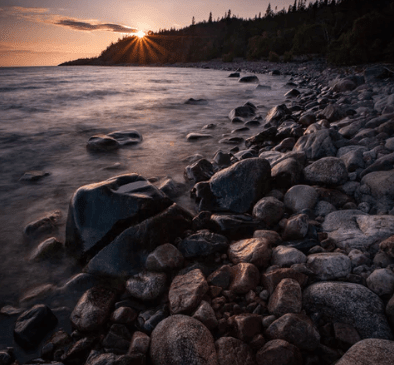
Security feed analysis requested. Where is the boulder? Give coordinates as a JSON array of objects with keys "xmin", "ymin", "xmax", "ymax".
[
  {"xmin": 129, "ymin": 331, "xmax": 151, "ymax": 354},
  {"xmin": 193, "ymin": 301, "xmax": 218, "ymax": 330},
  {"xmin": 145, "ymin": 243, "xmax": 184, "ymax": 272},
  {"xmin": 303, "ymin": 157, "xmax": 348, "ymax": 186},
  {"xmin": 186, "ymin": 133, "xmax": 213, "ymax": 141},
  {"xmin": 320, "ymin": 104, "xmax": 347, "ymax": 123},
  {"xmin": 228, "ymin": 238, "xmax": 272, "ymax": 268},
  {"xmin": 125, "ymin": 272, "xmax": 167, "ymax": 301},
  {"xmin": 331, "ymin": 79, "xmax": 357, "ymax": 92},
  {"xmin": 14, "ymin": 305, "xmax": 57, "ymax": 350},
  {"xmin": 216, "ymin": 337, "xmax": 256, "ymax": 365},
  {"xmin": 70, "ymin": 286, "xmax": 117, "ymax": 332},
  {"xmin": 256, "ymin": 339, "xmax": 302, "ymax": 365},
  {"xmin": 86, "ymin": 134, "xmax": 120, "ymax": 151},
  {"xmin": 252, "ymin": 197, "xmax": 285, "ymax": 226},
  {"xmin": 210, "ymin": 214, "xmax": 263, "ymax": 239},
  {"xmin": 266, "ymin": 313, "xmax": 320, "ymax": 351},
  {"xmin": 272, "ymin": 246, "xmax": 306, "ymax": 267},
  {"xmin": 293, "ymin": 129, "xmax": 339, "ymax": 160},
  {"xmin": 30, "ymin": 237, "xmax": 63, "ymax": 261},
  {"xmin": 24, "ymin": 211, "xmax": 62, "ymax": 239},
  {"xmin": 228, "ymin": 313, "xmax": 262, "ymax": 342},
  {"xmin": 184, "ymin": 159, "xmax": 215, "ymax": 184},
  {"xmin": 102, "ymin": 323, "xmax": 132, "ymax": 353},
  {"xmin": 284, "ymin": 185, "xmax": 318, "ymax": 213},
  {"xmin": 229, "ymin": 263, "xmax": 260, "ymax": 294},
  {"xmin": 246, "ymin": 127, "xmax": 277, "ymax": 148},
  {"xmin": 150, "ymin": 315, "xmax": 218, "ymax": 365},
  {"xmin": 207, "ymin": 265, "xmax": 232, "ymax": 289},
  {"xmin": 206, "ymin": 158, "xmax": 271, "ymax": 213},
  {"xmin": 239, "ymin": 76, "xmax": 259, "ymax": 83},
  {"xmin": 261, "ymin": 268, "xmax": 308, "ymax": 294},
  {"xmin": 65, "ymin": 174, "xmax": 171, "ymax": 260},
  {"xmin": 271, "ymin": 158, "xmax": 302, "ymax": 189},
  {"xmin": 303, "ymin": 281, "xmax": 393, "ymax": 339},
  {"xmin": 178, "ymin": 230, "xmax": 229, "ymax": 258},
  {"xmin": 229, "ymin": 103, "xmax": 256, "ymax": 119},
  {"xmin": 265, "ymin": 105, "xmax": 291, "ymax": 127},
  {"xmin": 267, "ymin": 278, "xmax": 302, "ymax": 317},
  {"xmin": 307, "ymin": 252, "xmax": 351, "ymax": 280},
  {"xmin": 335, "ymin": 338, "xmax": 394, "ymax": 365},
  {"xmin": 107, "ymin": 130, "xmax": 142, "ymax": 145},
  {"xmin": 360, "ymin": 153, "xmax": 394, "ymax": 178},
  {"xmin": 85, "ymin": 203, "xmax": 192, "ymax": 277},
  {"xmin": 169, "ymin": 269, "xmax": 208, "ymax": 314},
  {"xmin": 366, "ymin": 268, "xmax": 394, "ymax": 296},
  {"xmin": 380, "ymin": 236, "xmax": 394, "ymax": 259},
  {"xmin": 185, "ymin": 98, "xmax": 208, "ymax": 105},
  {"xmin": 322, "ymin": 210, "xmax": 394, "ymax": 250}
]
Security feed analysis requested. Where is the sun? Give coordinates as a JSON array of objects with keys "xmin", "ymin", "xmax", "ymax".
[{"xmin": 136, "ymin": 30, "xmax": 145, "ymax": 39}]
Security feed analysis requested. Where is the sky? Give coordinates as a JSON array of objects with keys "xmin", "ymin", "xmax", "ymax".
[{"xmin": 0, "ymin": 0, "xmax": 297, "ymax": 67}]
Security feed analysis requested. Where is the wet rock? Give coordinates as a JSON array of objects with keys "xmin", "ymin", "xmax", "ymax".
[
  {"xmin": 276, "ymin": 121, "xmax": 303, "ymax": 140},
  {"xmin": 215, "ymin": 337, "xmax": 256, "ymax": 365},
  {"xmin": 229, "ymin": 72, "xmax": 240, "ymax": 78},
  {"xmin": 303, "ymin": 281, "xmax": 393, "ymax": 339},
  {"xmin": 307, "ymin": 252, "xmax": 351, "ymax": 280},
  {"xmin": 265, "ymin": 105, "xmax": 291, "ymax": 127},
  {"xmin": 87, "ymin": 134, "xmax": 120, "ymax": 151},
  {"xmin": 360, "ymin": 153, "xmax": 394, "ymax": 178},
  {"xmin": 30, "ymin": 237, "xmax": 63, "ymax": 261},
  {"xmin": 284, "ymin": 89, "xmax": 300, "ymax": 98},
  {"xmin": 126, "ymin": 272, "xmax": 167, "ymax": 301},
  {"xmin": 335, "ymin": 338, "xmax": 394, "ymax": 365},
  {"xmin": 107, "ymin": 130, "xmax": 142, "ymax": 145},
  {"xmin": 169, "ymin": 269, "xmax": 208, "ymax": 314},
  {"xmin": 206, "ymin": 158, "xmax": 271, "ymax": 213},
  {"xmin": 366, "ymin": 268, "xmax": 394, "ymax": 296},
  {"xmin": 284, "ymin": 185, "xmax": 318, "ymax": 213},
  {"xmin": 262, "ymin": 268, "xmax": 308, "ymax": 295},
  {"xmin": 230, "ymin": 263, "xmax": 260, "ymax": 294},
  {"xmin": 65, "ymin": 174, "xmax": 171, "ymax": 260},
  {"xmin": 322, "ymin": 210, "xmax": 394, "ymax": 250},
  {"xmin": 252, "ymin": 197, "xmax": 285, "ymax": 226},
  {"xmin": 282, "ymin": 214, "xmax": 309, "ymax": 241},
  {"xmin": 229, "ymin": 313, "xmax": 262, "ymax": 342},
  {"xmin": 187, "ymin": 133, "xmax": 213, "ymax": 140},
  {"xmin": 320, "ymin": 104, "xmax": 347, "ymax": 123},
  {"xmin": 303, "ymin": 157, "xmax": 348, "ymax": 186},
  {"xmin": 266, "ymin": 313, "xmax": 320, "ymax": 351},
  {"xmin": 145, "ymin": 243, "xmax": 184, "ymax": 272},
  {"xmin": 158, "ymin": 177, "xmax": 185, "ymax": 198},
  {"xmin": 193, "ymin": 300, "xmax": 218, "ymax": 330},
  {"xmin": 272, "ymin": 246, "xmax": 306, "ymax": 267},
  {"xmin": 85, "ymin": 203, "xmax": 192, "ymax": 278},
  {"xmin": 185, "ymin": 98, "xmax": 208, "ymax": 105},
  {"xmin": 229, "ymin": 103, "xmax": 256, "ymax": 119},
  {"xmin": 333, "ymin": 322, "xmax": 361, "ymax": 350},
  {"xmin": 24, "ymin": 211, "xmax": 62, "ymax": 239},
  {"xmin": 63, "ymin": 337, "xmax": 97, "ymax": 364},
  {"xmin": 70, "ymin": 286, "xmax": 117, "ymax": 332},
  {"xmin": 150, "ymin": 314, "xmax": 218, "ymax": 365},
  {"xmin": 271, "ymin": 158, "xmax": 302, "ymax": 189},
  {"xmin": 331, "ymin": 79, "xmax": 357, "ymax": 92},
  {"xmin": 239, "ymin": 76, "xmax": 259, "ymax": 83},
  {"xmin": 228, "ymin": 238, "xmax": 272, "ymax": 268},
  {"xmin": 14, "ymin": 305, "xmax": 58, "ymax": 350},
  {"xmin": 137, "ymin": 307, "xmax": 167, "ymax": 334},
  {"xmin": 111, "ymin": 307, "xmax": 137, "ymax": 325},
  {"xmin": 256, "ymin": 339, "xmax": 302, "ymax": 365},
  {"xmin": 184, "ymin": 158, "xmax": 215, "ymax": 183},
  {"xmin": 85, "ymin": 352, "xmax": 136, "ymax": 365},
  {"xmin": 20, "ymin": 170, "xmax": 50, "ymax": 182},
  {"xmin": 178, "ymin": 230, "xmax": 229, "ymax": 258},
  {"xmin": 268, "ymin": 278, "xmax": 302, "ymax": 317},
  {"xmin": 210, "ymin": 214, "xmax": 263, "ymax": 239}
]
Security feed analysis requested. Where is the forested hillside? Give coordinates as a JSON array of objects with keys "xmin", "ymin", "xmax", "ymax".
[{"xmin": 60, "ymin": 0, "xmax": 394, "ymax": 66}]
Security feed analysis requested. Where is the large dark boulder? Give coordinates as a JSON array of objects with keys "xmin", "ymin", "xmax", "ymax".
[
  {"xmin": 150, "ymin": 315, "xmax": 218, "ymax": 365},
  {"xmin": 178, "ymin": 230, "xmax": 229, "ymax": 258},
  {"xmin": 85, "ymin": 203, "xmax": 192, "ymax": 278},
  {"xmin": 303, "ymin": 282, "xmax": 393, "ymax": 340},
  {"xmin": 14, "ymin": 305, "xmax": 58, "ymax": 350},
  {"xmin": 199, "ymin": 158, "xmax": 271, "ymax": 213},
  {"xmin": 65, "ymin": 174, "xmax": 171, "ymax": 260}
]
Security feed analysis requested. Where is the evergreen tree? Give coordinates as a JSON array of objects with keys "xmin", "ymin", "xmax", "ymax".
[
  {"xmin": 192, "ymin": 16, "xmax": 195, "ymax": 26},
  {"xmin": 208, "ymin": 12, "xmax": 213, "ymax": 23},
  {"xmin": 265, "ymin": 3, "xmax": 273, "ymax": 17}
]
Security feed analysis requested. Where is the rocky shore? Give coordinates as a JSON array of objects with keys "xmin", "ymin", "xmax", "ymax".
[{"xmin": 2, "ymin": 61, "xmax": 394, "ymax": 365}]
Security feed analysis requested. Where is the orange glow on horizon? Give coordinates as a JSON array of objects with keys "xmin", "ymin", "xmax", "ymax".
[{"xmin": 136, "ymin": 30, "xmax": 145, "ymax": 39}]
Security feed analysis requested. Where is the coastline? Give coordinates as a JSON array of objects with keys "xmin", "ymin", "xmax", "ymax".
[{"xmin": 3, "ymin": 61, "xmax": 394, "ymax": 364}]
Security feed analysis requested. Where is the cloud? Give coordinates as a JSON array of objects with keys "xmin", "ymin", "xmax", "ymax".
[
  {"xmin": 1, "ymin": 6, "xmax": 138, "ymax": 34},
  {"xmin": 55, "ymin": 19, "xmax": 138, "ymax": 33}
]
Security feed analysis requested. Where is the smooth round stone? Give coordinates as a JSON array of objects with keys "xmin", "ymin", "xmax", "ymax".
[
  {"xmin": 87, "ymin": 134, "xmax": 120, "ymax": 151},
  {"xmin": 284, "ymin": 185, "xmax": 318, "ymax": 213},
  {"xmin": 186, "ymin": 133, "xmax": 213, "ymax": 140},
  {"xmin": 107, "ymin": 130, "xmax": 142, "ymax": 145},
  {"xmin": 366, "ymin": 268, "xmax": 394, "ymax": 296}
]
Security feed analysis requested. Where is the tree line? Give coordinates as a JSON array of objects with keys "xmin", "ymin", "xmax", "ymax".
[{"xmin": 61, "ymin": 0, "xmax": 394, "ymax": 66}]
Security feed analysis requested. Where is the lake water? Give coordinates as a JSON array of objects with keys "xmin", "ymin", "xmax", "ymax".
[{"xmin": 0, "ymin": 65, "xmax": 289, "ymax": 312}]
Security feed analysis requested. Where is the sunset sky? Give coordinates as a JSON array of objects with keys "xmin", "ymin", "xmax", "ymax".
[{"xmin": 0, "ymin": 0, "xmax": 298, "ymax": 67}]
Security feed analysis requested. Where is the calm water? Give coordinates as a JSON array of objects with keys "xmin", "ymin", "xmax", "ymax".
[{"xmin": 0, "ymin": 66, "xmax": 289, "ymax": 308}]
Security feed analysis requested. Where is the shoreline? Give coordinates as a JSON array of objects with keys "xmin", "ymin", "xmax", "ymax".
[{"xmin": 3, "ymin": 62, "xmax": 394, "ymax": 364}]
